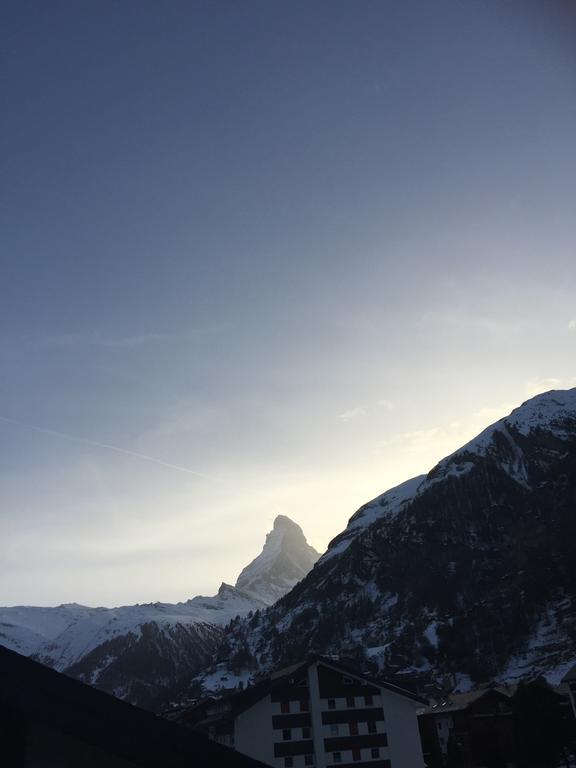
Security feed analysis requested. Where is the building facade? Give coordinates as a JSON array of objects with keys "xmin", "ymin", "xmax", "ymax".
[
  {"xmin": 418, "ymin": 682, "xmax": 576, "ymax": 768},
  {"xmin": 418, "ymin": 689, "xmax": 516, "ymax": 768},
  {"xmin": 182, "ymin": 657, "xmax": 426, "ymax": 768}
]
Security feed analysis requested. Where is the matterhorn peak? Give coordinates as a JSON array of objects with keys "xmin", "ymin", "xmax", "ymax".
[
  {"xmin": 272, "ymin": 514, "xmax": 299, "ymax": 530},
  {"xmin": 234, "ymin": 515, "xmax": 320, "ymax": 605}
]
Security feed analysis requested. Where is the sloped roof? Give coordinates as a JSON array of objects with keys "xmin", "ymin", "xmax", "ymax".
[
  {"xmin": 418, "ymin": 687, "xmax": 517, "ymax": 716},
  {"xmin": 313, "ymin": 655, "xmax": 428, "ymax": 705},
  {"xmin": 0, "ymin": 645, "xmax": 264, "ymax": 767},
  {"xmin": 182, "ymin": 654, "xmax": 426, "ymax": 724}
]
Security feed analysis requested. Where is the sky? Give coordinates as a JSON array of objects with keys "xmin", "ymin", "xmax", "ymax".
[{"xmin": 1, "ymin": 0, "xmax": 576, "ymax": 606}]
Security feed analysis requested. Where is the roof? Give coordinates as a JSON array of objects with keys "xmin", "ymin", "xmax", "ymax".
[
  {"xmin": 0, "ymin": 645, "xmax": 264, "ymax": 768},
  {"xmin": 418, "ymin": 689, "xmax": 510, "ymax": 715},
  {"xmin": 180, "ymin": 654, "xmax": 426, "ymax": 726},
  {"xmin": 313, "ymin": 655, "xmax": 428, "ymax": 705}
]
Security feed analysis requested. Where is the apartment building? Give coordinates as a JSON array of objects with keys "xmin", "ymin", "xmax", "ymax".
[{"xmin": 180, "ymin": 656, "xmax": 426, "ymax": 768}]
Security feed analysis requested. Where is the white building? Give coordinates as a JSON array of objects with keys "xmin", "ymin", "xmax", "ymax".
[{"xmin": 182, "ymin": 656, "xmax": 426, "ymax": 768}]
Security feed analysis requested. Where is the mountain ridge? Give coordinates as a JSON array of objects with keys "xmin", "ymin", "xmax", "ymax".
[
  {"xmin": 204, "ymin": 388, "xmax": 576, "ymax": 697},
  {"xmin": 0, "ymin": 514, "xmax": 319, "ymax": 708}
]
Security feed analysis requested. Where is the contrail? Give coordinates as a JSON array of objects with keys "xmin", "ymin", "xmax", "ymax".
[{"xmin": 0, "ymin": 415, "xmax": 221, "ymax": 484}]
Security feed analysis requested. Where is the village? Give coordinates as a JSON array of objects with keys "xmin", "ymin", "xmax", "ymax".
[{"xmin": 2, "ymin": 645, "xmax": 575, "ymax": 767}]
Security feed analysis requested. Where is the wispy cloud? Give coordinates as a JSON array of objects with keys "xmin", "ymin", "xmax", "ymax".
[
  {"xmin": 375, "ymin": 403, "xmax": 515, "ymax": 460},
  {"xmin": 95, "ymin": 332, "xmax": 174, "ymax": 348},
  {"xmin": 35, "ymin": 325, "xmax": 231, "ymax": 349},
  {"xmin": 339, "ymin": 398, "xmax": 395, "ymax": 423},
  {"xmin": 338, "ymin": 407, "xmax": 366, "ymax": 423},
  {"xmin": 0, "ymin": 415, "xmax": 222, "ymax": 484}
]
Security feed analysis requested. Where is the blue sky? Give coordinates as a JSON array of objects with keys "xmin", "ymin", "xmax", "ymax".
[{"xmin": 2, "ymin": 0, "xmax": 576, "ymax": 605}]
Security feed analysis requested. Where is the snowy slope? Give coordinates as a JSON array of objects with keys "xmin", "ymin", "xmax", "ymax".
[
  {"xmin": 320, "ymin": 475, "xmax": 426, "ymax": 563},
  {"xmin": 0, "ymin": 587, "xmax": 263, "ymax": 671}
]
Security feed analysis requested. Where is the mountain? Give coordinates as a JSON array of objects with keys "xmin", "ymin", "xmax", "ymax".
[
  {"xmin": 0, "ymin": 515, "xmax": 319, "ymax": 709},
  {"xmin": 235, "ymin": 515, "xmax": 320, "ymax": 604},
  {"xmin": 212, "ymin": 389, "xmax": 576, "ymax": 695}
]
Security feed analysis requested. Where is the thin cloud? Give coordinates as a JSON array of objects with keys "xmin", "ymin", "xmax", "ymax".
[
  {"xmin": 36, "ymin": 324, "xmax": 231, "ymax": 349},
  {"xmin": 0, "ymin": 415, "xmax": 222, "ymax": 484},
  {"xmin": 339, "ymin": 399, "xmax": 394, "ymax": 422},
  {"xmin": 338, "ymin": 407, "xmax": 366, "ymax": 423},
  {"xmin": 375, "ymin": 403, "xmax": 515, "ymax": 459}
]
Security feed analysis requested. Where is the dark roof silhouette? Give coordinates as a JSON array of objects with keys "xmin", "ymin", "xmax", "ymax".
[
  {"xmin": 0, "ymin": 645, "xmax": 264, "ymax": 767},
  {"xmin": 178, "ymin": 654, "xmax": 426, "ymax": 725}
]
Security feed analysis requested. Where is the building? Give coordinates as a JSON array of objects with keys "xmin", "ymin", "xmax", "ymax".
[
  {"xmin": 0, "ymin": 644, "xmax": 264, "ymax": 768},
  {"xmin": 418, "ymin": 689, "xmax": 516, "ymax": 768},
  {"xmin": 178, "ymin": 656, "xmax": 426, "ymax": 768},
  {"xmin": 418, "ymin": 681, "xmax": 576, "ymax": 768}
]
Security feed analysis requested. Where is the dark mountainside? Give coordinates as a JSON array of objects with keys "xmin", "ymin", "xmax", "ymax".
[{"xmin": 208, "ymin": 389, "xmax": 576, "ymax": 696}]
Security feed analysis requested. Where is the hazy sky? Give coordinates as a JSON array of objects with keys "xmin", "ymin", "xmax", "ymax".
[{"xmin": 2, "ymin": 0, "xmax": 576, "ymax": 606}]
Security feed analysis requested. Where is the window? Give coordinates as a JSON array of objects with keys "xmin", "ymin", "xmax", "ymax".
[
  {"xmin": 328, "ymin": 699, "xmax": 336, "ymax": 710},
  {"xmin": 343, "ymin": 675, "xmax": 353, "ymax": 685},
  {"xmin": 284, "ymin": 759, "xmax": 293, "ymax": 768},
  {"xmin": 300, "ymin": 699, "xmax": 310, "ymax": 712},
  {"xmin": 281, "ymin": 701, "xmax": 290, "ymax": 714},
  {"xmin": 349, "ymin": 722, "xmax": 358, "ymax": 736},
  {"xmin": 304, "ymin": 756, "xmax": 315, "ymax": 767},
  {"xmin": 365, "ymin": 694, "xmax": 373, "ymax": 706},
  {"xmin": 282, "ymin": 729, "xmax": 292, "ymax": 741},
  {"xmin": 330, "ymin": 724, "xmax": 339, "ymax": 736},
  {"xmin": 346, "ymin": 695, "xmax": 355, "ymax": 708},
  {"xmin": 352, "ymin": 748, "xmax": 361, "ymax": 761},
  {"xmin": 333, "ymin": 753, "xmax": 342, "ymax": 764},
  {"xmin": 302, "ymin": 727, "xmax": 311, "ymax": 739},
  {"xmin": 367, "ymin": 721, "xmax": 376, "ymax": 734},
  {"xmin": 371, "ymin": 748, "xmax": 380, "ymax": 759}
]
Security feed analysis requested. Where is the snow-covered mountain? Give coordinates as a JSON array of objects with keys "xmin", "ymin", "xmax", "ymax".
[
  {"xmin": 212, "ymin": 389, "xmax": 576, "ymax": 695},
  {"xmin": 236, "ymin": 515, "xmax": 320, "ymax": 604},
  {"xmin": 0, "ymin": 515, "xmax": 319, "ymax": 708}
]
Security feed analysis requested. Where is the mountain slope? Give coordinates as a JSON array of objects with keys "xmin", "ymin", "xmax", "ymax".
[
  {"xmin": 216, "ymin": 389, "xmax": 576, "ymax": 694},
  {"xmin": 0, "ymin": 515, "xmax": 319, "ymax": 708}
]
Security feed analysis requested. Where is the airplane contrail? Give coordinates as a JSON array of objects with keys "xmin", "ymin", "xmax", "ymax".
[{"xmin": 0, "ymin": 415, "xmax": 222, "ymax": 484}]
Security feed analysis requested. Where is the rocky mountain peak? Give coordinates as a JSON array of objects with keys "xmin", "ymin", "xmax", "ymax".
[
  {"xmin": 234, "ymin": 516, "xmax": 320, "ymax": 605},
  {"xmin": 272, "ymin": 514, "xmax": 300, "ymax": 531}
]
